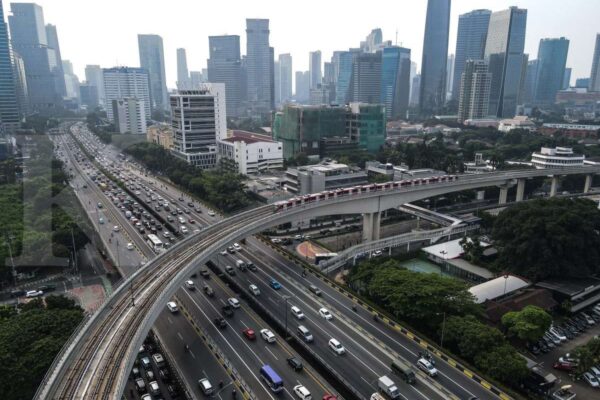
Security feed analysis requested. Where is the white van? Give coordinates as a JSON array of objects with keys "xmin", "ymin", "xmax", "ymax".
[
  {"xmin": 249, "ymin": 284, "xmax": 261, "ymax": 296},
  {"xmin": 291, "ymin": 306, "xmax": 305, "ymax": 320}
]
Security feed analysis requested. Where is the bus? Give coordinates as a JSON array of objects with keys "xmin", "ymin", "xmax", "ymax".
[
  {"xmin": 146, "ymin": 234, "xmax": 163, "ymax": 253},
  {"xmin": 259, "ymin": 365, "xmax": 283, "ymax": 392}
]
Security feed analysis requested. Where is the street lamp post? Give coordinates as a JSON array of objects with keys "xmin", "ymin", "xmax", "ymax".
[
  {"xmin": 282, "ymin": 295, "xmax": 290, "ymax": 340},
  {"xmin": 440, "ymin": 311, "xmax": 447, "ymax": 348}
]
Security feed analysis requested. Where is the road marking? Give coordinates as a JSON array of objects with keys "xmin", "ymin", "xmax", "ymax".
[
  {"xmin": 167, "ymin": 316, "xmax": 172, "ymax": 324},
  {"xmin": 264, "ymin": 346, "xmax": 279, "ymax": 360}
]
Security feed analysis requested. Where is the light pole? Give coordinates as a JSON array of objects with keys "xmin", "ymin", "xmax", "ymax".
[
  {"xmin": 440, "ymin": 312, "xmax": 446, "ymax": 348},
  {"xmin": 282, "ymin": 295, "xmax": 290, "ymax": 340}
]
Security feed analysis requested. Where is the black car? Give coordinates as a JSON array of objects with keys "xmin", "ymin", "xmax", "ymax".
[
  {"xmin": 200, "ymin": 268, "xmax": 210, "ymax": 279},
  {"xmin": 214, "ymin": 317, "xmax": 227, "ymax": 329},
  {"xmin": 222, "ymin": 305, "xmax": 234, "ymax": 317},
  {"xmin": 188, "ymin": 202, "xmax": 194, "ymax": 207},
  {"xmin": 203, "ymin": 284, "xmax": 215, "ymax": 297},
  {"xmin": 167, "ymin": 384, "xmax": 179, "ymax": 398},
  {"xmin": 287, "ymin": 357, "xmax": 303, "ymax": 371},
  {"xmin": 37, "ymin": 284, "xmax": 56, "ymax": 292},
  {"xmin": 247, "ymin": 262, "xmax": 257, "ymax": 272}
]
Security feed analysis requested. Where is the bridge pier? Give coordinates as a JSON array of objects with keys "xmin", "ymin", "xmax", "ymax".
[
  {"xmin": 516, "ymin": 179, "xmax": 525, "ymax": 202},
  {"xmin": 362, "ymin": 212, "xmax": 381, "ymax": 242},
  {"xmin": 550, "ymin": 176, "xmax": 559, "ymax": 197},
  {"xmin": 498, "ymin": 186, "xmax": 509, "ymax": 205},
  {"xmin": 584, "ymin": 174, "xmax": 593, "ymax": 193}
]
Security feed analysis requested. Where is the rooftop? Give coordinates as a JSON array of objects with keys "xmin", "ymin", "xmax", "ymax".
[
  {"xmin": 422, "ymin": 238, "xmax": 490, "ymax": 261},
  {"xmin": 536, "ymin": 277, "xmax": 600, "ymax": 297},
  {"xmin": 469, "ymin": 275, "xmax": 530, "ymax": 304},
  {"xmin": 222, "ymin": 130, "xmax": 276, "ymax": 144}
]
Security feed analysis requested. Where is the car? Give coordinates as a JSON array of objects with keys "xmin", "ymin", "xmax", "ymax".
[
  {"xmin": 227, "ymin": 246, "xmax": 236, "ymax": 254},
  {"xmin": 145, "ymin": 369, "xmax": 155, "ymax": 381},
  {"xmin": 417, "ymin": 358, "xmax": 438, "ymax": 377},
  {"xmin": 372, "ymin": 250, "xmax": 383, "ymax": 257},
  {"xmin": 328, "ymin": 338, "xmax": 346, "ymax": 355},
  {"xmin": 26, "ymin": 290, "xmax": 44, "ymax": 298},
  {"xmin": 225, "ymin": 265, "xmax": 236, "ymax": 275},
  {"xmin": 149, "ymin": 380, "xmax": 160, "ymax": 395},
  {"xmin": 135, "ymin": 378, "xmax": 146, "ymax": 393},
  {"xmin": 140, "ymin": 356, "xmax": 151, "ymax": 369},
  {"xmin": 152, "ymin": 353, "xmax": 165, "ymax": 367},
  {"xmin": 188, "ymin": 201, "xmax": 194, "ymax": 207},
  {"xmin": 195, "ymin": 207, "xmax": 202, "ymax": 213},
  {"xmin": 233, "ymin": 243, "xmax": 242, "ymax": 251},
  {"xmin": 294, "ymin": 234, "xmax": 303, "ymax": 241},
  {"xmin": 271, "ymin": 238, "xmax": 281, "ymax": 244},
  {"xmin": 260, "ymin": 329, "xmax": 276, "ymax": 343},
  {"xmin": 247, "ymin": 262, "xmax": 257, "ymax": 271},
  {"xmin": 269, "ymin": 279, "xmax": 282, "ymax": 290},
  {"xmin": 185, "ymin": 280, "xmax": 195, "ymax": 290},
  {"xmin": 319, "ymin": 308, "xmax": 333, "ymax": 320},
  {"xmin": 198, "ymin": 378, "xmax": 214, "ymax": 395},
  {"xmin": 188, "ymin": 219, "xmax": 196, "ymax": 224},
  {"xmin": 199, "ymin": 267, "xmax": 210, "ymax": 278},
  {"xmin": 293, "ymin": 384, "xmax": 312, "ymax": 400},
  {"xmin": 220, "ymin": 249, "xmax": 228, "ymax": 256},
  {"xmin": 249, "ymin": 284, "xmax": 261, "ymax": 296},
  {"xmin": 203, "ymin": 284, "xmax": 215, "ymax": 297},
  {"xmin": 98, "ymin": 217, "xmax": 104, "ymax": 224},
  {"xmin": 287, "ymin": 356, "xmax": 303, "ymax": 371},
  {"xmin": 322, "ymin": 395, "xmax": 337, "ymax": 400},
  {"xmin": 214, "ymin": 317, "xmax": 227, "ymax": 329},
  {"xmin": 222, "ymin": 305, "xmax": 234, "ymax": 317},
  {"xmin": 113, "ymin": 225, "xmax": 120, "ymax": 232},
  {"xmin": 163, "ymin": 231, "xmax": 171, "ymax": 238},
  {"xmin": 309, "ymin": 285, "xmax": 322, "ymax": 296},
  {"xmin": 584, "ymin": 371, "xmax": 600, "ymax": 388},
  {"xmin": 207, "ymin": 211, "xmax": 216, "ymax": 217},
  {"xmin": 228, "ymin": 297, "xmax": 241, "ymax": 308},
  {"xmin": 291, "ymin": 306, "xmax": 305, "ymax": 320},
  {"xmin": 243, "ymin": 328, "xmax": 256, "ymax": 340},
  {"xmin": 126, "ymin": 242, "xmax": 134, "ymax": 250},
  {"xmin": 166, "ymin": 301, "xmax": 178, "ymax": 313},
  {"xmin": 159, "ymin": 367, "xmax": 171, "ymax": 382}
]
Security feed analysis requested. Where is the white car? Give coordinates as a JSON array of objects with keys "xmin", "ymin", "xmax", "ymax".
[
  {"xmin": 584, "ymin": 371, "xmax": 600, "ymax": 388},
  {"xmin": 293, "ymin": 384, "xmax": 312, "ymax": 400},
  {"xmin": 249, "ymin": 284, "xmax": 261, "ymax": 296},
  {"xmin": 220, "ymin": 250, "xmax": 228, "ymax": 256},
  {"xmin": 26, "ymin": 290, "xmax": 43, "ymax": 298},
  {"xmin": 185, "ymin": 280, "xmax": 195, "ymax": 290},
  {"xmin": 207, "ymin": 210, "xmax": 216, "ymax": 217},
  {"xmin": 417, "ymin": 358, "xmax": 438, "ymax": 377},
  {"xmin": 166, "ymin": 301, "xmax": 178, "ymax": 313},
  {"xmin": 291, "ymin": 306, "xmax": 305, "ymax": 320},
  {"xmin": 319, "ymin": 307, "xmax": 333, "ymax": 320},
  {"xmin": 328, "ymin": 338, "xmax": 346, "ymax": 355},
  {"xmin": 228, "ymin": 297, "xmax": 241, "ymax": 308},
  {"xmin": 126, "ymin": 242, "xmax": 134, "ymax": 250},
  {"xmin": 113, "ymin": 225, "xmax": 120, "ymax": 232},
  {"xmin": 233, "ymin": 243, "xmax": 242, "ymax": 251},
  {"xmin": 260, "ymin": 329, "xmax": 276, "ymax": 343}
]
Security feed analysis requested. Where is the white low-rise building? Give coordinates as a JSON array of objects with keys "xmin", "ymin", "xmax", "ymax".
[
  {"xmin": 498, "ymin": 116, "xmax": 536, "ymax": 132},
  {"xmin": 531, "ymin": 147, "xmax": 585, "ymax": 169},
  {"xmin": 217, "ymin": 130, "xmax": 283, "ymax": 175}
]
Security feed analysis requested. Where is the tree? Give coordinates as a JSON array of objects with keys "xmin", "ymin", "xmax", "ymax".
[
  {"xmin": 459, "ymin": 236, "xmax": 484, "ymax": 264},
  {"xmin": 492, "ymin": 198, "xmax": 600, "ymax": 280},
  {"xmin": 444, "ymin": 315, "xmax": 505, "ymax": 359},
  {"xmin": 501, "ymin": 305, "xmax": 552, "ymax": 342},
  {"xmin": 474, "ymin": 344, "xmax": 529, "ymax": 382}
]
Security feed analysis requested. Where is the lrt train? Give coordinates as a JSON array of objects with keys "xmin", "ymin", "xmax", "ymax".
[{"xmin": 274, "ymin": 175, "xmax": 459, "ymax": 212}]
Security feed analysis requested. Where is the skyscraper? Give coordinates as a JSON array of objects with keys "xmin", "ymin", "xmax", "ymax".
[
  {"xmin": 170, "ymin": 85, "xmax": 226, "ymax": 169},
  {"xmin": 309, "ymin": 51, "xmax": 322, "ymax": 89},
  {"xmin": 533, "ymin": 37, "xmax": 569, "ymax": 105},
  {"xmin": 85, "ymin": 65, "xmax": 106, "ymax": 106},
  {"xmin": 562, "ymin": 68, "xmax": 572, "ymax": 90},
  {"xmin": 246, "ymin": 19, "xmax": 273, "ymax": 115},
  {"xmin": 349, "ymin": 52, "xmax": 382, "ymax": 104},
  {"xmin": 278, "ymin": 53, "xmax": 292, "ymax": 105},
  {"xmin": 363, "ymin": 28, "xmax": 383, "ymax": 53},
  {"xmin": 138, "ymin": 34, "xmax": 168, "ymax": 111},
  {"xmin": 457, "ymin": 59, "xmax": 491, "ymax": 122},
  {"xmin": 62, "ymin": 60, "xmax": 79, "ymax": 100},
  {"xmin": 334, "ymin": 51, "xmax": 354, "ymax": 104},
  {"xmin": 102, "ymin": 67, "xmax": 151, "ymax": 122},
  {"xmin": 190, "ymin": 71, "xmax": 204, "ymax": 89},
  {"xmin": 12, "ymin": 51, "xmax": 27, "ymax": 115},
  {"xmin": 45, "ymin": 24, "xmax": 66, "ymax": 98},
  {"xmin": 410, "ymin": 74, "xmax": 421, "ymax": 106},
  {"xmin": 485, "ymin": 7, "xmax": 528, "ymax": 117},
  {"xmin": 446, "ymin": 54, "xmax": 454, "ymax": 100},
  {"xmin": 177, "ymin": 48, "xmax": 191, "ymax": 90},
  {"xmin": 9, "ymin": 3, "xmax": 62, "ymax": 111},
  {"xmin": 0, "ymin": 0, "xmax": 19, "ymax": 131},
  {"xmin": 207, "ymin": 35, "xmax": 243, "ymax": 117},
  {"xmin": 522, "ymin": 59, "xmax": 538, "ymax": 104},
  {"xmin": 381, "ymin": 46, "xmax": 411, "ymax": 119},
  {"xmin": 419, "ymin": 0, "xmax": 451, "ymax": 115},
  {"xmin": 452, "ymin": 9, "xmax": 491, "ymax": 100},
  {"xmin": 295, "ymin": 71, "xmax": 310, "ymax": 103},
  {"xmin": 590, "ymin": 34, "xmax": 600, "ymax": 92}
]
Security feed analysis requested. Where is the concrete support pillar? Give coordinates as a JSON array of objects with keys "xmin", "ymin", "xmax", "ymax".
[
  {"xmin": 362, "ymin": 212, "xmax": 381, "ymax": 242},
  {"xmin": 499, "ymin": 186, "xmax": 508, "ymax": 205},
  {"xmin": 516, "ymin": 179, "xmax": 525, "ymax": 202},
  {"xmin": 550, "ymin": 176, "xmax": 559, "ymax": 197},
  {"xmin": 584, "ymin": 174, "xmax": 593, "ymax": 194}
]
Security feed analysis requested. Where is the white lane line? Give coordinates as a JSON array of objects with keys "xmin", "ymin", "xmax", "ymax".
[
  {"xmin": 177, "ymin": 332, "xmax": 183, "ymax": 341},
  {"xmin": 264, "ymin": 345, "xmax": 279, "ymax": 361}
]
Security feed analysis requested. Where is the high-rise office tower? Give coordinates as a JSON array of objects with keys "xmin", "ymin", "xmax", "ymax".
[
  {"xmin": 246, "ymin": 19, "xmax": 273, "ymax": 115},
  {"xmin": 85, "ymin": 65, "xmax": 106, "ymax": 106},
  {"xmin": 274, "ymin": 60, "xmax": 280, "ymax": 106},
  {"xmin": 533, "ymin": 37, "xmax": 569, "ymax": 105},
  {"xmin": 138, "ymin": 34, "xmax": 168, "ymax": 111},
  {"xmin": 295, "ymin": 71, "xmax": 310, "ymax": 103},
  {"xmin": 207, "ymin": 35, "xmax": 243, "ymax": 117},
  {"xmin": 170, "ymin": 85, "xmax": 226, "ymax": 169},
  {"xmin": 278, "ymin": 53, "xmax": 292, "ymax": 105},
  {"xmin": 485, "ymin": 7, "xmax": 528, "ymax": 117},
  {"xmin": 45, "ymin": 24, "xmax": 66, "ymax": 98},
  {"xmin": 177, "ymin": 48, "xmax": 191, "ymax": 90},
  {"xmin": 62, "ymin": 60, "xmax": 80, "ymax": 100},
  {"xmin": 323, "ymin": 62, "xmax": 334, "ymax": 84},
  {"xmin": 381, "ymin": 46, "xmax": 411, "ymax": 119},
  {"xmin": 9, "ymin": 3, "xmax": 62, "ymax": 111},
  {"xmin": 410, "ymin": 74, "xmax": 421, "ymax": 106},
  {"xmin": 334, "ymin": 51, "xmax": 354, "ymax": 104},
  {"xmin": 446, "ymin": 54, "xmax": 454, "ymax": 100},
  {"xmin": 13, "ymin": 51, "xmax": 27, "ymax": 116},
  {"xmin": 112, "ymin": 98, "xmax": 147, "ymax": 134},
  {"xmin": 452, "ymin": 9, "xmax": 491, "ymax": 100},
  {"xmin": 409, "ymin": 62, "xmax": 417, "ymax": 105},
  {"xmin": 0, "ymin": 0, "xmax": 19, "ymax": 131},
  {"xmin": 79, "ymin": 83, "xmax": 98, "ymax": 109},
  {"xmin": 270, "ymin": 46, "xmax": 275, "ymax": 111},
  {"xmin": 190, "ymin": 71, "xmax": 204, "ymax": 89},
  {"xmin": 590, "ymin": 34, "xmax": 600, "ymax": 92},
  {"xmin": 457, "ymin": 59, "xmax": 491, "ymax": 122},
  {"xmin": 102, "ymin": 67, "xmax": 151, "ymax": 122},
  {"xmin": 419, "ymin": 0, "xmax": 451, "ymax": 115},
  {"xmin": 521, "ymin": 59, "xmax": 538, "ymax": 104},
  {"xmin": 562, "ymin": 68, "xmax": 571, "ymax": 90},
  {"xmin": 363, "ymin": 28, "xmax": 383, "ymax": 53},
  {"xmin": 349, "ymin": 52, "xmax": 382, "ymax": 104},
  {"xmin": 309, "ymin": 51, "xmax": 322, "ymax": 89}
]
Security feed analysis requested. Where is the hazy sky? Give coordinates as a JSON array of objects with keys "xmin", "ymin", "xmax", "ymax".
[{"xmin": 16, "ymin": 0, "xmax": 600, "ymax": 88}]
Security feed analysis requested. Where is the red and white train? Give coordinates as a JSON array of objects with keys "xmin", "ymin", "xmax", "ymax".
[{"xmin": 275, "ymin": 175, "xmax": 459, "ymax": 212}]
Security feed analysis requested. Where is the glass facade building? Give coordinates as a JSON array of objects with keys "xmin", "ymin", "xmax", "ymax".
[
  {"xmin": 334, "ymin": 51, "xmax": 353, "ymax": 105},
  {"xmin": 452, "ymin": 9, "xmax": 491, "ymax": 100},
  {"xmin": 138, "ymin": 34, "xmax": 169, "ymax": 111},
  {"xmin": 534, "ymin": 37, "xmax": 569, "ymax": 105},
  {"xmin": 207, "ymin": 35, "xmax": 244, "ymax": 117},
  {"xmin": 380, "ymin": 46, "xmax": 411, "ymax": 120},
  {"xmin": 0, "ymin": 0, "xmax": 19, "ymax": 131},
  {"xmin": 484, "ymin": 7, "xmax": 528, "ymax": 118},
  {"xmin": 419, "ymin": 0, "xmax": 451, "ymax": 115},
  {"xmin": 246, "ymin": 19, "xmax": 273, "ymax": 115}
]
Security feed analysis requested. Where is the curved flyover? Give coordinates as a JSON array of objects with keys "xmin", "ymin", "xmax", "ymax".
[{"xmin": 36, "ymin": 167, "xmax": 599, "ymax": 399}]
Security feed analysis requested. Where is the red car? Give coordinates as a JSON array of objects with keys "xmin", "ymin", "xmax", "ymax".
[
  {"xmin": 553, "ymin": 361, "xmax": 576, "ymax": 371},
  {"xmin": 242, "ymin": 328, "xmax": 256, "ymax": 340},
  {"xmin": 322, "ymin": 395, "xmax": 337, "ymax": 400},
  {"xmin": 188, "ymin": 218, "xmax": 196, "ymax": 224}
]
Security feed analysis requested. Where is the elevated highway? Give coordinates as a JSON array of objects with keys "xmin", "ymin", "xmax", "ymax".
[{"xmin": 36, "ymin": 166, "xmax": 600, "ymax": 399}]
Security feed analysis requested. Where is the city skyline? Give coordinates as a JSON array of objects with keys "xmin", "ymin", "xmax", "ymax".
[{"xmin": 19, "ymin": 0, "xmax": 600, "ymax": 89}]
